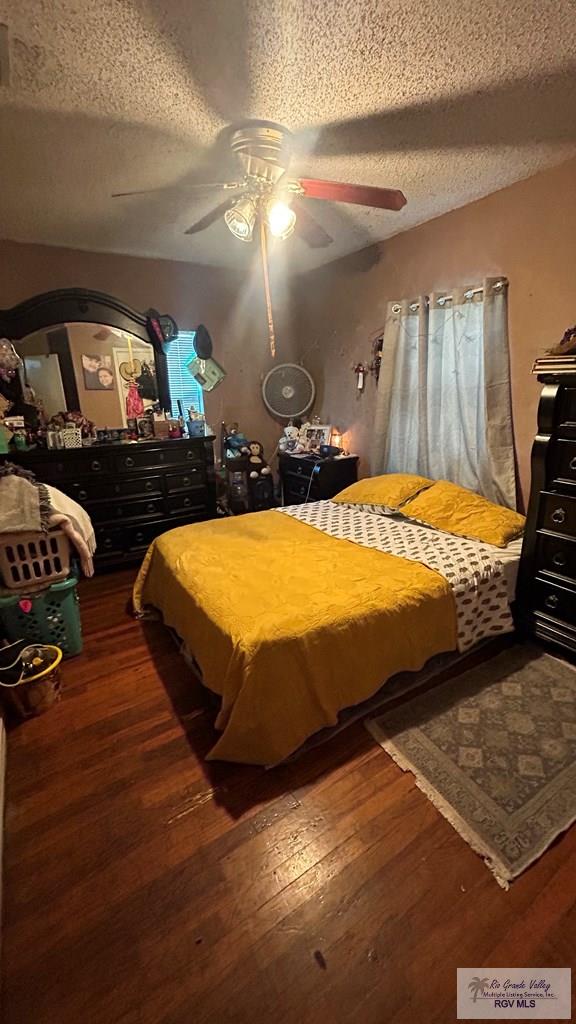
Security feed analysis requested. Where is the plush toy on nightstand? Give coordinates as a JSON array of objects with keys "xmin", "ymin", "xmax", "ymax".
[
  {"xmin": 278, "ymin": 422, "xmax": 305, "ymax": 454},
  {"xmin": 245, "ymin": 441, "xmax": 272, "ymax": 479}
]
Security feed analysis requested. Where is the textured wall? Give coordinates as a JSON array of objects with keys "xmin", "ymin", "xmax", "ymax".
[
  {"xmin": 291, "ymin": 156, "xmax": 576, "ymax": 509},
  {"xmin": 0, "ymin": 239, "xmax": 297, "ymax": 458}
]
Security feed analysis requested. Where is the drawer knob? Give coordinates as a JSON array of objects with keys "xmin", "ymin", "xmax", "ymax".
[
  {"xmin": 145, "ymin": 481, "xmax": 153, "ymax": 491},
  {"xmin": 183, "ymin": 497, "xmax": 191, "ymax": 507},
  {"xmin": 551, "ymin": 508, "xmax": 566, "ymax": 525},
  {"xmin": 544, "ymin": 593, "xmax": 559, "ymax": 610},
  {"xmin": 186, "ymin": 450, "xmax": 195, "ymax": 460},
  {"xmin": 183, "ymin": 476, "xmax": 191, "ymax": 486},
  {"xmin": 125, "ymin": 456, "xmax": 135, "ymax": 468},
  {"xmin": 103, "ymin": 537, "xmax": 113, "ymax": 549},
  {"xmin": 91, "ymin": 459, "xmax": 102, "ymax": 472},
  {"xmin": 570, "ymin": 457, "xmax": 576, "ymax": 471},
  {"xmin": 78, "ymin": 489, "xmax": 88, "ymax": 501},
  {"xmin": 146, "ymin": 503, "xmax": 156, "ymax": 513},
  {"xmin": 552, "ymin": 551, "xmax": 567, "ymax": 567},
  {"xmin": 135, "ymin": 532, "xmax": 144, "ymax": 544},
  {"xmin": 297, "ymin": 465, "xmax": 303, "ymax": 475}
]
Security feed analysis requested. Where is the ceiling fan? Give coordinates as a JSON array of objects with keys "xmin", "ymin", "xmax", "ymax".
[
  {"xmin": 113, "ymin": 120, "xmax": 406, "ymax": 248},
  {"xmin": 113, "ymin": 120, "xmax": 407, "ymax": 355}
]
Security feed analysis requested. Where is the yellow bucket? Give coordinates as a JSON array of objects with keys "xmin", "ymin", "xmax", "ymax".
[{"xmin": 4, "ymin": 645, "xmax": 63, "ymax": 719}]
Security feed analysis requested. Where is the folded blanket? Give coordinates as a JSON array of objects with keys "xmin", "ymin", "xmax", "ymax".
[{"xmin": 0, "ymin": 475, "xmax": 51, "ymax": 534}]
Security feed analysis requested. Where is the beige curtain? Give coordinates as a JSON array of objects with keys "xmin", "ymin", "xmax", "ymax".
[{"xmin": 371, "ymin": 278, "xmax": 517, "ymax": 508}]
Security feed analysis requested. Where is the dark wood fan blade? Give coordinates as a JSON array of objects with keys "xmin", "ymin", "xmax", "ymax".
[
  {"xmin": 184, "ymin": 197, "xmax": 240, "ymax": 235},
  {"xmin": 299, "ymin": 178, "xmax": 406, "ymax": 211},
  {"xmin": 293, "ymin": 200, "xmax": 333, "ymax": 248}
]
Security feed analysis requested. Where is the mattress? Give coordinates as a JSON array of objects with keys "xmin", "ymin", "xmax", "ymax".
[{"xmin": 134, "ymin": 502, "xmax": 521, "ymax": 765}]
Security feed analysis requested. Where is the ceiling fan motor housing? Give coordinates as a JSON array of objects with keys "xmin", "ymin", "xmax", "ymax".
[{"xmin": 231, "ymin": 121, "xmax": 293, "ymax": 183}]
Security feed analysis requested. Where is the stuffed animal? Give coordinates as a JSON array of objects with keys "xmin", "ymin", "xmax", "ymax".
[
  {"xmin": 245, "ymin": 440, "xmax": 272, "ymax": 479},
  {"xmin": 278, "ymin": 422, "xmax": 305, "ymax": 454},
  {"xmin": 224, "ymin": 422, "xmax": 249, "ymax": 459}
]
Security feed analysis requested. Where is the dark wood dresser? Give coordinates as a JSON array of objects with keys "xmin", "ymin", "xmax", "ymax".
[
  {"xmin": 519, "ymin": 374, "xmax": 576, "ymax": 653},
  {"xmin": 279, "ymin": 453, "xmax": 358, "ymax": 504},
  {"xmin": 4, "ymin": 437, "xmax": 216, "ymax": 571}
]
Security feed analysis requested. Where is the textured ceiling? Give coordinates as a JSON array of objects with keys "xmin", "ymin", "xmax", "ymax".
[{"xmin": 1, "ymin": 0, "xmax": 576, "ymax": 272}]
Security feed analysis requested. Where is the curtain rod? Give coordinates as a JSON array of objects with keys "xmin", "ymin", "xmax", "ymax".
[{"xmin": 393, "ymin": 278, "xmax": 507, "ymax": 315}]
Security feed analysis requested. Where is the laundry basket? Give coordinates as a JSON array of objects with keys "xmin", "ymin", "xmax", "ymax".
[
  {"xmin": 0, "ymin": 530, "xmax": 70, "ymax": 590},
  {"xmin": 0, "ymin": 577, "xmax": 82, "ymax": 657}
]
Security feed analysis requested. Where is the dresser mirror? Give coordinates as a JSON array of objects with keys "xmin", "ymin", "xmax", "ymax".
[
  {"xmin": 0, "ymin": 288, "xmax": 174, "ymax": 442},
  {"xmin": 17, "ymin": 322, "xmax": 158, "ymax": 428}
]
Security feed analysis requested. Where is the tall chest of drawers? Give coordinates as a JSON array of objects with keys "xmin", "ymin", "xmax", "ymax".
[
  {"xmin": 4, "ymin": 437, "xmax": 217, "ymax": 571},
  {"xmin": 518, "ymin": 376, "xmax": 576, "ymax": 653}
]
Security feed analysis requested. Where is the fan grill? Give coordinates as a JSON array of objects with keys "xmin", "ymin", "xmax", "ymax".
[{"xmin": 262, "ymin": 364, "xmax": 315, "ymax": 419}]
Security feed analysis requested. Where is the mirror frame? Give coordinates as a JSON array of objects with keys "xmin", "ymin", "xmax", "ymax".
[{"xmin": 0, "ymin": 288, "xmax": 175, "ymax": 414}]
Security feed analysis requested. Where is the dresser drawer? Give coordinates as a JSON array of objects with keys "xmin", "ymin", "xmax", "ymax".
[
  {"xmin": 551, "ymin": 439, "xmax": 576, "ymax": 486},
  {"xmin": 166, "ymin": 493, "xmax": 207, "ymax": 516},
  {"xmin": 284, "ymin": 464, "xmax": 314, "ymax": 483},
  {"xmin": 533, "ymin": 576, "xmax": 576, "ymax": 626},
  {"xmin": 94, "ymin": 525, "xmax": 123, "ymax": 558},
  {"xmin": 71, "ymin": 475, "xmax": 163, "ymax": 504},
  {"xmin": 284, "ymin": 481, "xmax": 319, "ymax": 503},
  {"xmin": 33, "ymin": 453, "xmax": 113, "ymax": 480},
  {"xmin": 125, "ymin": 520, "xmax": 173, "ymax": 552},
  {"xmin": 114, "ymin": 446, "xmax": 205, "ymax": 473},
  {"xmin": 165, "ymin": 468, "xmax": 205, "ymax": 491},
  {"xmin": 535, "ymin": 531, "xmax": 576, "ymax": 580},
  {"xmin": 538, "ymin": 491, "xmax": 576, "ymax": 535},
  {"xmin": 91, "ymin": 496, "xmax": 165, "ymax": 523}
]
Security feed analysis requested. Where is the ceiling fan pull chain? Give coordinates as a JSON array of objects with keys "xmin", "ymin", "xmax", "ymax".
[{"xmin": 259, "ymin": 217, "xmax": 276, "ymax": 359}]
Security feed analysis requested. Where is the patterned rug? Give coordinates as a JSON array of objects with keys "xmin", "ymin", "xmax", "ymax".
[{"xmin": 366, "ymin": 645, "xmax": 576, "ymax": 887}]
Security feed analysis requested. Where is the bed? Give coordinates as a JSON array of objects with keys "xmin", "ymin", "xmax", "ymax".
[{"xmin": 133, "ymin": 481, "xmax": 524, "ymax": 766}]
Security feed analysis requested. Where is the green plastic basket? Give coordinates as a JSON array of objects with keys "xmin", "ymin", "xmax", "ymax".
[{"xmin": 0, "ymin": 576, "xmax": 82, "ymax": 657}]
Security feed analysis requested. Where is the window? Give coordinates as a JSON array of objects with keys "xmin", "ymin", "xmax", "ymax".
[{"xmin": 165, "ymin": 331, "xmax": 204, "ymax": 418}]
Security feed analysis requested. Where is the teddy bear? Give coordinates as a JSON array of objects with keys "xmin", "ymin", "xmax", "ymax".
[
  {"xmin": 278, "ymin": 422, "xmax": 306, "ymax": 454},
  {"xmin": 243, "ymin": 441, "xmax": 272, "ymax": 479}
]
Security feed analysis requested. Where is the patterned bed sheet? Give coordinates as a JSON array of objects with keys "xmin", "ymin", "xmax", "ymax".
[{"xmin": 278, "ymin": 501, "xmax": 518, "ymax": 653}]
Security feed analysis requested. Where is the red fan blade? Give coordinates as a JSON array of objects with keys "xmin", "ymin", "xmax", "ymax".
[
  {"xmin": 293, "ymin": 200, "xmax": 333, "ymax": 248},
  {"xmin": 299, "ymin": 178, "xmax": 406, "ymax": 211},
  {"xmin": 184, "ymin": 197, "xmax": 240, "ymax": 235}
]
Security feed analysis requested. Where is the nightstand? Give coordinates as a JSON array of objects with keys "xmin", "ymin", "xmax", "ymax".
[{"xmin": 279, "ymin": 453, "xmax": 358, "ymax": 504}]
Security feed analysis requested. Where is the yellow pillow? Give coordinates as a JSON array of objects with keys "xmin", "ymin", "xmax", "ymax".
[
  {"xmin": 401, "ymin": 480, "xmax": 525, "ymax": 547},
  {"xmin": 332, "ymin": 473, "xmax": 432, "ymax": 511}
]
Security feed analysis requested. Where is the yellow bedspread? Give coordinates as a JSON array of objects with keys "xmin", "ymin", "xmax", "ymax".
[{"xmin": 133, "ymin": 511, "xmax": 457, "ymax": 764}]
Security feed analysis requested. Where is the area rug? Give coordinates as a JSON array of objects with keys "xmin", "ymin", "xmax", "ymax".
[{"xmin": 366, "ymin": 645, "xmax": 576, "ymax": 888}]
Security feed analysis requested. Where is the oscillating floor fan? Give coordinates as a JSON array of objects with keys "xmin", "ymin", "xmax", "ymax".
[{"xmin": 261, "ymin": 363, "xmax": 315, "ymax": 420}]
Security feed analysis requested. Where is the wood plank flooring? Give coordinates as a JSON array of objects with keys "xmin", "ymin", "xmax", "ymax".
[{"xmin": 2, "ymin": 570, "xmax": 575, "ymax": 1024}]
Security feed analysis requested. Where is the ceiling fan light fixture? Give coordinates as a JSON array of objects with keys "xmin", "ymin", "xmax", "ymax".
[
  {"xmin": 266, "ymin": 198, "xmax": 296, "ymax": 240},
  {"xmin": 224, "ymin": 197, "xmax": 257, "ymax": 241}
]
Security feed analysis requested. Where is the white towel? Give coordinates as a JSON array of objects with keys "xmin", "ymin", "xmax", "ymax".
[{"xmin": 46, "ymin": 485, "xmax": 96, "ymax": 577}]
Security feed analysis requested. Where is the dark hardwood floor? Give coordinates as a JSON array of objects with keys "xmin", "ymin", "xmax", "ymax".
[{"xmin": 2, "ymin": 571, "xmax": 575, "ymax": 1024}]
